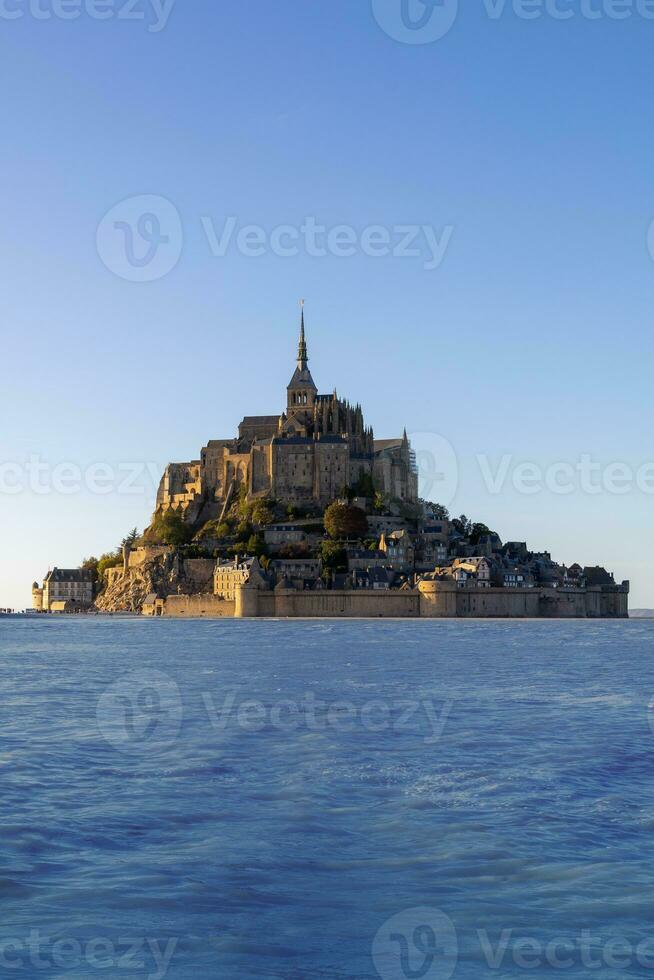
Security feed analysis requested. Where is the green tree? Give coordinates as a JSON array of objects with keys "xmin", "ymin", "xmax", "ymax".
[
  {"xmin": 319, "ymin": 540, "xmax": 347, "ymax": 572},
  {"xmin": 148, "ymin": 511, "xmax": 193, "ymax": 548},
  {"xmin": 452, "ymin": 514, "xmax": 472, "ymax": 537},
  {"xmin": 121, "ymin": 527, "xmax": 139, "ymax": 549},
  {"xmin": 469, "ymin": 523, "xmax": 491, "ymax": 546},
  {"xmin": 353, "ymin": 472, "xmax": 376, "ymax": 499},
  {"xmin": 236, "ymin": 520, "xmax": 253, "ymax": 540},
  {"xmin": 81, "ymin": 556, "xmax": 99, "ymax": 583},
  {"xmin": 97, "ymin": 551, "xmax": 122, "ymax": 578},
  {"xmin": 324, "ymin": 502, "xmax": 368, "ymax": 540},
  {"xmin": 195, "ymin": 519, "xmax": 234, "ymax": 542},
  {"xmin": 427, "ymin": 503, "xmax": 450, "ymax": 520},
  {"xmin": 246, "ymin": 533, "xmax": 267, "ymax": 558}
]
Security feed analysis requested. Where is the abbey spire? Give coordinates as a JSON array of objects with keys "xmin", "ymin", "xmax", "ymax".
[
  {"xmin": 297, "ymin": 300, "xmax": 308, "ymax": 369},
  {"xmin": 287, "ymin": 301, "xmax": 317, "ymax": 415}
]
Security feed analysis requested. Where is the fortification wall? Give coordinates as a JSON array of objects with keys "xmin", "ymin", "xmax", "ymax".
[
  {"xmin": 160, "ymin": 582, "xmax": 628, "ymax": 619},
  {"xmin": 164, "ymin": 595, "xmax": 236, "ymax": 618},
  {"xmin": 234, "ymin": 588, "xmax": 419, "ymax": 618},
  {"xmin": 105, "ymin": 566, "xmax": 124, "ymax": 588},
  {"xmin": 539, "ymin": 588, "xmax": 589, "ymax": 618},
  {"xmin": 418, "ymin": 582, "xmax": 541, "ymax": 618},
  {"xmin": 598, "ymin": 586, "xmax": 629, "ymax": 618},
  {"xmin": 418, "ymin": 582, "xmax": 628, "ymax": 619},
  {"xmin": 418, "ymin": 581, "xmax": 459, "ymax": 618}
]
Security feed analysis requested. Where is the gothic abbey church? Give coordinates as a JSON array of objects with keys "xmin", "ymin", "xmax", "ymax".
[{"xmin": 156, "ymin": 309, "xmax": 418, "ymax": 522}]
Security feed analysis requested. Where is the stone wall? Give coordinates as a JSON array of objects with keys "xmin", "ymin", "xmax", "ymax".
[
  {"xmin": 180, "ymin": 558, "xmax": 215, "ymax": 591},
  {"xmin": 418, "ymin": 581, "xmax": 628, "ymax": 619},
  {"xmin": 164, "ymin": 595, "xmax": 236, "ymax": 618},
  {"xmin": 128, "ymin": 546, "xmax": 171, "ymax": 569},
  {"xmin": 418, "ymin": 581, "xmax": 541, "ymax": 618},
  {"xmin": 235, "ymin": 588, "xmax": 419, "ymax": 619},
  {"xmin": 155, "ymin": 581, "xmax": 628, "ymax": 619}
]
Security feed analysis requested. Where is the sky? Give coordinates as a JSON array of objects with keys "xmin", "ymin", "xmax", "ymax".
[{"xmin": 2, "ymin": 0, "xmax": 654, "ymax": 609}]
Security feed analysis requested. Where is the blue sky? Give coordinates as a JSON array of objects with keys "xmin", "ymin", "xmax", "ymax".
[{"xmin": 2, "ymin": 0, "xmax": 654, "ymax": 608}]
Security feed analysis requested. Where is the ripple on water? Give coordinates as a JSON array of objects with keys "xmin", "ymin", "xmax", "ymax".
[{"xmin": 1, "ymin": 617, "xmax": 653, "ymax": 978}]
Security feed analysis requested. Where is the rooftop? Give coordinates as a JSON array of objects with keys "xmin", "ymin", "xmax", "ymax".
[{"xmin": 44, "ymin": 568, "xmax": 94, "ymax": 583}]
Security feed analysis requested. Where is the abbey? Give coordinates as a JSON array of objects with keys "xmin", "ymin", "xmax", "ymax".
[{"xmin": 155, "ymin": 308, "xmax": 418, "ymax": 523}]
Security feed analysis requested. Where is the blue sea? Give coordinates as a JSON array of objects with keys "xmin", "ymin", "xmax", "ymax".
[{"xmin": 1, "ymin": 617, "xmax": 654, "ymax": 979}]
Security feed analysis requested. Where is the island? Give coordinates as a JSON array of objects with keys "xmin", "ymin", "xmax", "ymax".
[{"xmin": 32, "ymin": 308, "xmax": 629, "ymax": 619}]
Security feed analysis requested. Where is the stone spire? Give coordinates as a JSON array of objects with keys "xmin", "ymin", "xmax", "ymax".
[
  {"xmin": 287, "ymin": 299, "xmax": 317, "ymax": 406},
  {"xmin": 297, "ymin": 300, "xmax": 308, "ymax": 369}
]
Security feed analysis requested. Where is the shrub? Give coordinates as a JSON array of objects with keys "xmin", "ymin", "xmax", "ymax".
[
  {"xmin": 236, "ymin": 520, "xmax": 253, "ymax": 540},
  {"xmin": 195, "ymin": 519, "xmax": 233, "ymax": 541},
  {"xmin": 97, "ymin": 552, "xmax": 122, "ymax": 577},
  {"xmin": 246, "ymin": 533, "xmax": 267, "ymax": 557},
  {"xmin": 251, "ymin": 502, "xmax": 274, "ymax": 526}
]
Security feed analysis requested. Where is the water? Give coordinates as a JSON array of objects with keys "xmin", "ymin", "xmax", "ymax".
[{"xmin": 1, "ymin": 617, "xmax": 654, "ymax": 979}]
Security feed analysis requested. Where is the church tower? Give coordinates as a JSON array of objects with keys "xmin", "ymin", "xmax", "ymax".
[{"xmin": 287, "ymin": 302, "xmax": 317, "ymax": 418}]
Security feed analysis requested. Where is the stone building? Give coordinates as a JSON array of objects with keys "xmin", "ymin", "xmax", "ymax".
[
  {"xmin": 34, "ymin": 568, "xmax": 94, "ymax": 612},
  {"xmin": 214, "ymin": 557, "xmax": 267, "ymax": 601},
  {"xmin": 155, "ymin": 308, "xmax": 418, "ymax": 524}
]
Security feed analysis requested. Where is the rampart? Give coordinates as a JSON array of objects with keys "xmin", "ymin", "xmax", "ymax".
[
  {"xmin": 155, "ymin": 580, "xmax": 628, "ymax": 619},
  {"xmin": 235, "ymin": 588, "xmax": 420, "ymax": 619},
  {"xmin": 164, "ymin": 595, "xmax": 236, "ymax": 618},
  {"xmin": 417, "ymin": 581, "xmax": 629, "ymax": 619}
]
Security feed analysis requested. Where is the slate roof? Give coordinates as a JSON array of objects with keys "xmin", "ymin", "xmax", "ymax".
[
  {"xmin": 44, "ymin": 568, "xmax": 94, "ymax": 583},
  {"xmin": 240, "ymin": 416, "xmax": 280, "ymax": 426},
  {"xmin": 287, "ymin": 366, "xmax": 317, "ymax": 390},
  {"xmin": 374, "ymin": 438, "xmax": 403, "ymax": 453}
]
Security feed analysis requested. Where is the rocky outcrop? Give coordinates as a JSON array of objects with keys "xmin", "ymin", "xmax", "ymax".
[{"xmin": 95, "ymin": 552, "xmax": 214, "ymax": 613}]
